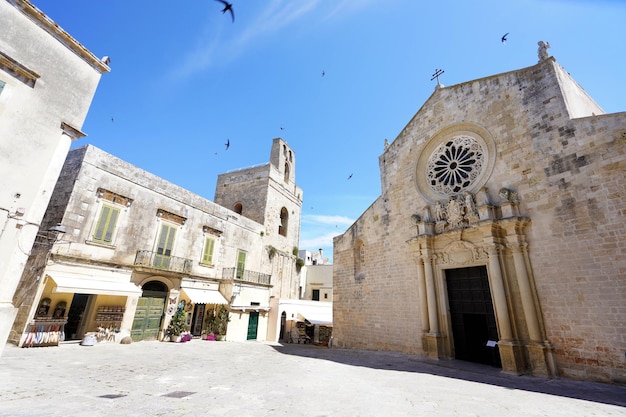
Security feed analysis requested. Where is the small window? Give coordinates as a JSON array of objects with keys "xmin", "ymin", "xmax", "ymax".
[
  {"xmin": 233, "ymin": 202, "xmax": 243, "ymax": 214},
  {"xmin": 278, "ymin": 207, "xmax": 288, "ymax": 237},
  {"xmin": 93, "ymin": 204, "xmax": 120, "ymax": 244},
  {"xmin": 202, "ymin": 237, "xmax": 215, "ymax": 265},
  {"xmin": 312, "ymin": 289, "xmax": 320, "ymax": 301}
]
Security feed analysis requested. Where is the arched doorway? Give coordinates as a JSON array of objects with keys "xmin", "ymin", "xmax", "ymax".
[
  {"xmin": 131, "ymin": 280, "xmax": 167, "ymax": 342},
  {"xmin": 280, "ymin": 311, "xmax": 286, "ymax": 341}
]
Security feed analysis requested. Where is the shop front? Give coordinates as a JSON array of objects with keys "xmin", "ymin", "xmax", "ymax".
[{"xmin": 21, "ymin": 264, "xmax": 142, "ymax": 347}]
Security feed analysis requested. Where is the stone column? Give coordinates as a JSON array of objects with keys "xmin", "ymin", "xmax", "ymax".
[
  {"xmin": 511, "ymin": 242, "xmax": 554, "ymax": 377},
  {"xmin": 487, "ymin": 245, "xmax": 523, "ymax": 374},
  {"xmin": 423, "ymin": 255, "xmax": 439, "ymax": 334},
  {"xmin": 416, "ymin": 257, "xmax": 429, "ymax": 332},
  {"xmin": 511, "ymin": 244, "xmax": 541, "ymax": 341},
  {"xmin": 422, "ymin": 254, "xmax": 445, "ymax": 359},
  {"xmin": 487, "ymin": 245, "xmax": 512, "ymax": 340}
]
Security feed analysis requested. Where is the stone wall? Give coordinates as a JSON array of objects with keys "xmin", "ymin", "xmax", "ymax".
[{"xmin": 333, "ymin": 57, "xmax": 626, "ymax": 383}]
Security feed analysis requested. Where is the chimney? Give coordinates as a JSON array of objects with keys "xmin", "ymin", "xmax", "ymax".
[{"xmin": 318, "ymin": 248, "xmax": 323, "ymax": 264}]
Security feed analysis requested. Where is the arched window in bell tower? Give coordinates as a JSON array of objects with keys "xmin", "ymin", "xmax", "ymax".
[
  {"xmin": 278, "ymin": 207, "xmax": 288, "ymax": 236},
  {"xmin": 284, "ymin": 162, "xmax": 290, "ymax": 183},
  {"xmin": 233, "ymin": 202, "xmax": 243, "ymax": 215}
]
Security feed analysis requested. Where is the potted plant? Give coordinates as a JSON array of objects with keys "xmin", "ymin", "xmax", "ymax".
[
  {"xmin": 204, "ymin": 309, "xmax": 218, "ymax": 340},
  {"xmin": 165, "ymin": 310, "xmax": 187, "ymax": 342},
  {"xmin": 215, "ymin": 305, "xmax": 230, "ymax": 341}
]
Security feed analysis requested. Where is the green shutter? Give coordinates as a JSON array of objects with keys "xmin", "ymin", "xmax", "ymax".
[
  {"xmin": 156, "ymin": 224, "xmax": 176, "ymax": 256},
  {"xmin": 202, "ymin": 237, "xmax": 215, "ymax": 264},
  {"xmin": 104, "ymin": 208, "xmax": 119, "ymax": 242},
  {"xmin": 236, "ymin": 251, "xmax": 246, "ymax": 279},
  {"xmin": 154, "ymin": 224, "xmax": 176, "ymax": 269},
  {"xmin": 93, "ymin": 205, "xmax": 120, "ymax": 243}
]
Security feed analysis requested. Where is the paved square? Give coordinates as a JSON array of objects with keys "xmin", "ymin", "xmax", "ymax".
[{"xmin": 0, "ymin": 340, "xmax": 624, "ymax": 416}]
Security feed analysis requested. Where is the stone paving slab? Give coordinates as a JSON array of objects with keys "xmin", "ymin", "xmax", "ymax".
[{"xmin": 0, "ymin": 340, "xmax": 624, "ymax": 417}]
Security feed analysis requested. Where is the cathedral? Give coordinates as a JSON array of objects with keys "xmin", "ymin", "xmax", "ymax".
[{"xmin": 332, "ymin": 45, "xmax": 625, "ymax": 383}]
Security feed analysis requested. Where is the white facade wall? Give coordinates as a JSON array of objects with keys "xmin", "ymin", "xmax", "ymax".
[{"xmin": 0, "ymin": 0, "xmax": 108, "ymax": 355}]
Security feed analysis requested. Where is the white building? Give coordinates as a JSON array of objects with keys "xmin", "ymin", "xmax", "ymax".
[
  {"xmin": 0, "ymin": 0, "xmax": 109, "ymax": 355},
  {"xmin": 10, "ymin": 139, "xmax": 302, "ymax": 346}
]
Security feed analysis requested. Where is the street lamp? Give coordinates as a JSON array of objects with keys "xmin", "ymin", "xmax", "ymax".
[{"xmin": 34, "ymin": 223, "xmax": 66, "ymax": 246}]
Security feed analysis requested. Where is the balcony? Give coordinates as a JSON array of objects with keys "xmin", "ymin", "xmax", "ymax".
[
  {"xmin": 222, "ymin": 267, "xmax": 271, "ymax": 286},
  {"xmin": 134, "ymin": 250, "xmax": 193, "ymax": 274}
]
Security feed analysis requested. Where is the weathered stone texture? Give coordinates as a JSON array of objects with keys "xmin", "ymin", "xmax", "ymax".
[{"xmin": 334, "ymin": 57, "xmax": 626, "ymax": 383}]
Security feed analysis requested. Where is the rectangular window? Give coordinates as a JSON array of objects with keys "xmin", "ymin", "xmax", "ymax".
[
  {"xmin": 93, "ymin": 204, "xmax": 120, "ymax": 244},
  {"xmin": 236, "ymin": 250, "xmax": 247, "ymax": 279},
  {"xmin": 154, "ymin": 224, "xmax": 176, "ymax": 269},
  {"xmin": 312, "ymin": 289, "xmax": 320, "ymax": 301},
  {"xmin": 202, "ymin": 237, "xmax": 215, "ymax": 265}
]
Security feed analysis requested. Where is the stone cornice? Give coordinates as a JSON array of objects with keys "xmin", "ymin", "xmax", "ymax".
[{"xmin": 9, "ymin": 0, "xmax": 111, "ymax": 74}]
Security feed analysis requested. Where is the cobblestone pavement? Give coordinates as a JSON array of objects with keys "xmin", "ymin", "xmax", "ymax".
[{"xmin": 0, "ymin": 340, "xmax": 624, "ymax": 417}]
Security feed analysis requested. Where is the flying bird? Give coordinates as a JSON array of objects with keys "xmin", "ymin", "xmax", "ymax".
[
  {"xmin": 347, "ymin": 173, "xmax": 353, "ymax": 180},
  {"xmin": 215, "ymin": 0, "xmax": 234, "ymax": 22},
  {"xmin": 501, "ymin": 33, "xmax": 509, "ymax": 44},
  {"xmin": 321, "ymin": 70, "xmax": 325, "ymax": 77},
  {"xmin": 225, "ymin": 139, "xmax": 230, "ymax": 150},
  {"xmin": 280, "ymin": 125, "xmax": 285, "ymax": 131}
]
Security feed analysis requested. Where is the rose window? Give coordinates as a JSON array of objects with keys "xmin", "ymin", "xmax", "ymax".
[{"xmin": 427, "ymin": 135, "xmax": 484, "ymax": 195}]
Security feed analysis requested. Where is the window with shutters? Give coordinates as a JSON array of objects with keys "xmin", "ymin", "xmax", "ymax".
[
  {"xmin": 154, "ymin": 223, "xmax": 177, "ymax": 269},
  {"xmin": 89, "ymin": 188, "xmax": 132, "ymax": 246},
  {"xmin": 92, "ymin": 204, "xmax": 120, "ymax": 244},
  {"xmin": 236, "ymin": 250, "xmax": 247, "ymax": 279},
  {"xmin": 201, "ymin": 237, "xmax": 215, "ymax": 266}
]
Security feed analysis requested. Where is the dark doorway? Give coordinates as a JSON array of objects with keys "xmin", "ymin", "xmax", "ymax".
[
  {"xmin": 191, "ymin": 304, "xmax": 205, "ymax": 336},
  {"xmin": 280, "ymin": 311, "xmax": 286, "ymax": 341},
  {"xmin": 446, "ymin": 266, "xmax": 501, "ymax": 367},
  {"xmin": 65, "ymin": 293, "xmax": 89, "ymax": 340}
]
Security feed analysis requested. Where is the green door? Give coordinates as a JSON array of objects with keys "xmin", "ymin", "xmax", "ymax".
[
  {"xmin": 131, "ymin": 293, "xmax": 165, "ymax": 341},
  {"xmin": 246, "ymin": 312, "xmax": 259, "ymax": 340}
]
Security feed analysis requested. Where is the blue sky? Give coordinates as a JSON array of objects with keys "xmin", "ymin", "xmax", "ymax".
[{"xmin": 34, "ymin": 0, "xmax": 626, "ymax": 263}]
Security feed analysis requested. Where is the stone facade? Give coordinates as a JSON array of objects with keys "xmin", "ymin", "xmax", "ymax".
[
  {"xmin": 0, "ymin": 0, "xmax": 108, "ymax": 355},
  {"xmin": 10, "ymin": 139, "xmax": 302, "ymax": 345},
  {"xmin": 333, "ymin": 55, "xmax": 626, "ymax": 384}
]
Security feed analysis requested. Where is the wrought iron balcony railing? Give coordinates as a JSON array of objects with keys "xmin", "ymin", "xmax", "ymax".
[
  {"xmin": 222, "ymin": 267, "xmax": 271, "ymax": 286},
  {"xmin": 134, "ymin": 250, "xmax": 193, "ymax": 274}
]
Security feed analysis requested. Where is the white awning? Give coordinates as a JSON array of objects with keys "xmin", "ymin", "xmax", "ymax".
[
  {"xmin": 181, "ymin": 287, "xmax": 228, "ymax": 305},
  {"xmin": 297, "ymin": 304, "xmax": 333, "ymax": 326},
  {"xmin": 49, "ymin": 275, "xmax": 142, "ymax": 297},
  {"xmin": 299, "ymin": 311, "xmax": 333, "ymax": 326}
]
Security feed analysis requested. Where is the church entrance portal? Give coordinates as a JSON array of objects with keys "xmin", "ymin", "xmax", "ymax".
[{"xmin": 446, "ymin": 266, "xmax": 501, "ymax": 368}]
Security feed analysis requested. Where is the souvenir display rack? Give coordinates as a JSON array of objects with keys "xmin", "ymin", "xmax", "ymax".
[
  {"xmin": 95, "ymin": 306, "xmax": 125, "ymax": 342},
  {"xmin": 23, "ymin": 317, "xmax": 67, "ymax": 347},
  {"xmin": 95, "ymin": 306, "xmax": 125, "ymax": 324}
]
